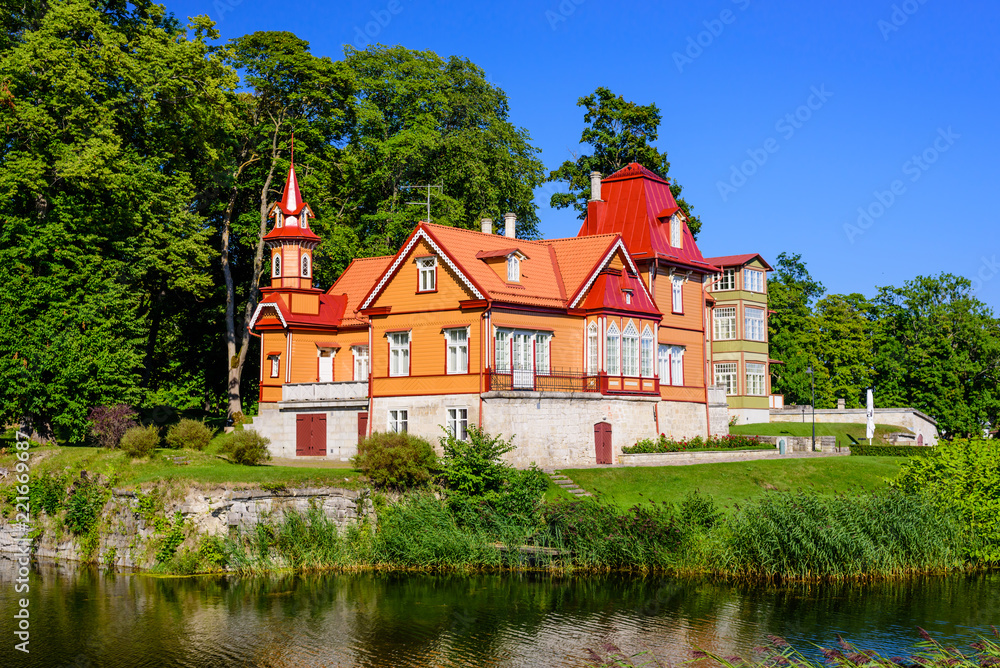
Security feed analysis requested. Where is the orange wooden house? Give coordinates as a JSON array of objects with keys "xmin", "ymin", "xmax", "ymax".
[{"xmin": 249, "ymin": 162, "xmax": 734, "ymax": 466}]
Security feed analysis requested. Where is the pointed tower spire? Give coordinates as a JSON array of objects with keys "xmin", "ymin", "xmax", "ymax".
[{"xmin": 279, "ymin": 135, "xmax": 303, "ymax": 216}]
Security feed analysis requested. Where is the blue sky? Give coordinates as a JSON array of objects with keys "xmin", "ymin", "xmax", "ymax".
[{"xmin": 169, "ymin": 0, "xmax": 999, "ymax": 309}]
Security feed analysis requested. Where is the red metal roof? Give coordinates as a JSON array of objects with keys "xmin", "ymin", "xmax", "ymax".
[
  {"xmin": 703, "ymin": 253, "xmax": 773, "ymax": 271},
  {"xmin": 278, "ymin": 162, "xmax": 304, "ymax": 215},
  {"xmin": 579, "ymin": 162, "xmax": 718, "ymax": 274},
  {"xmin": 262, "ymin": 224, "xmax": 320, "ymax": 243},
  {"xmin": 254, "ymin": 291, "xmax": 349, "ymax": 330}
]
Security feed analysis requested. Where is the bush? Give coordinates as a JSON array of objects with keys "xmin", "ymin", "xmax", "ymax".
[
  {"xmin": 165, "ymin": 419, "xmax": 213, "ymax": 450},
  {"xmin": 440, "ymin": 425, "xmax": 516, "ymax": 497},
  {"xmin": 352, "ymin": 431, "xmax": 438, "ymax": 490},
  {"xmin": 221, "ymin": 429, "xmax": 271, "ymax": 466},
  {"xmin": 891, "ymin": 438, "xmax": 1000, "ymax": 562},
  {"xmin": 64, "ymin": 479, "xmax": 109, "ymax": 536},
  {"xmin": 88, "ymin": 404, "xmax": 138, "ymax": 449},
  {"xmin": 120, "ymin": 425, "xmax": 160, "ymax": 458},
  {"xmin": 850, "ymin": 444, "xmax": 937, "ymax": 457},
  {"xmin": 623, "ymin": 433, "xmax": 765, "ymax": 454}
]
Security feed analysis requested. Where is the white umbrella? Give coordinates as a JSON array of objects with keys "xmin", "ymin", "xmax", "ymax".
[{"xmin": 866, "ymin": 389, "xmax": 875, "ymax": 443}]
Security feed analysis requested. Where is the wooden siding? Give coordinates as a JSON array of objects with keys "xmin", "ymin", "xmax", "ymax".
[
  {"xmin": 655, "ymin": 269, "xmax": 705, "ymax": 330},
  {"xmin": 658, "ymin": 326, "xmax": 706, "ymax": 389},
  {"xmin": 372, "ymin": 239, "xmax": 476, "ymax": 312},
  {"xmin": 491, "ymin": 309, "xmax": 585, "ymax": 371}
]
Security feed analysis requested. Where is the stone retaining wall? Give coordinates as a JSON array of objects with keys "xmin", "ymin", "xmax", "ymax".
[{"xmin": 770, "ymin": 407, "xmax": 938, "ymax": 445}]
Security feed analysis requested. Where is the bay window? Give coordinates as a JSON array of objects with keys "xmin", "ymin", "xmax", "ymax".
[
  {"xmin": 622, "ymin": 322, "xmax": 639, "ymax": 376},
  {"xmin": 606, "ymin": 323, "xmax": 620, "ymax": 375},
  {"xmin": 714, "ymin": 307, "xmax": 736, "ymax": 340},
  {"xmin": 715, "ymin": 362, "xmax": 738, "ymax": 395},
  {"xmin": 746, "ymin": 362, "xmax": 766, "ymax": 396},
  {"xmin": 587, "ymin": 323, "xmax": 599, "ymax": 374},
  {"xmin": 745, "ymin": 307, "xmax": 765, "ymax": 341},
  {"xmin": 640, "ymin": 326, "xmax": 654, "ymax": 377}
]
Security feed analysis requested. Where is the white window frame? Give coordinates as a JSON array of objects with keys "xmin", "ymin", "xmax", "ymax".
[
  {"xmin": 715, "ymin": 362, "xmax": 738, "ymax": 396},
  {"xmin": 657, "ymin": 344, "xmax": 670, "ymax": 383},
  {"xmin": 623, "ymin": 290, "xmax": 633, "ymax": 305},
  {"xmin": 671, "ymin": 276, "xmax": 684, "ymax": 314},
  {"xmin": 301, "ymin": 254, "xmax": 310, "ymax": 278},
  {"xmin": 745, "ymin": 307, "xmax": 766, "ymax": 342},
  {"xmin": 352, "ymin": 345, "xmax": 369, "ymax": 381},
  {"xmin": 606, "ymin": 322, "xmax": 620, "ymax": 376},
  {"xmin": 388, "ymin": 331, "xmax": 410, "ymax": 377},
  {"xmin": 714, "ymin": 306, "xmax": 737, "ymax": 340},
  {"xmin": 272, "ymin": 253, "xmax": 281, "ymax": 278},
  {"xmin": 746, "ymin": 362, "xmax": 766, "ymax": 396},
  {"xmin": 714, "ymin": 268, "xmax": 735, "ymax": 291},
  {"xmin": 417, "ymin": 256, "xmax": 437, "ymax": 292},
  {"xmin": 744, "ymin": 268, "xmax": 764, "ymax": 292},
  {"xmin": 670, "ymin": 214, "xmax": 682, "ymax": 247},
  {"xmin": 640, "ymin": 326, "xmax": 654, "ymax": 377},
  {"xmin": 587, "ymin": 322, "xmax": 599, "ymax": 375},
  {"xmin": 622, "ymin": 322, "xmax": 639, "ymax": 377},
  {"xmin": 317, "ymin": 347, "xmax": 336, "ymax": 383},
  {"xmin": 269, "ymin": 355, "xmax": 280, "ymax": 378},
  {"xmin": 534, "ymin": 333, "xmax": 550, "ymax": 375},
  {"xmin": 447, "ymin": 407, "xmax": 469, "ymax": 441},
  {"xmin": 445, "ymin": 327, "xmax": 469, "ymax": 374},
  {"xmin": 494, "ymin": 329, "xmax": 511, "ymax": 372},
  {"xmin": 507, "ymin": 255, "xmax": 520, "ymax": 282},
  {"xmin": 670, "ymin": 346, "xmax": 685, "ymax": 387},
  {"xmin": 388, "ymin": 409, "xmax": 408, "ymax": 433}
]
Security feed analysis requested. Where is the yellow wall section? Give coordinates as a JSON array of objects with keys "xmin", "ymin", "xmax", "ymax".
[
  {"xmin": 657, "ymin": 326, "xmax": 705, "ymax": 388},
  {"xmin": 291, "ymin": 292, "xmax": 319, "ymax": 315},
  {"xmin": 371, "ymin": 310, "xmax": 482, "ymax": 380}
]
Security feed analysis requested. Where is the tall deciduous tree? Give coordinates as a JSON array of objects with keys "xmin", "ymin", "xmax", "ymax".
[
  {"xmin": 546, "ymin": 87, "xmax": 702, "ymax": 237},
  {"xmin": 216, "ymin": 31, "xmax": 351, "ymax": 420},
  {"xmin": 814, "ymin": 293, "xmax": 873, "ymax": 408},
  {"xmin": 767, "ymin": 252, "xmax": 827, "ymax": 406},
  {"xmin": 0, "ymin": 0, "xmax": 229, "ymax": 441}
]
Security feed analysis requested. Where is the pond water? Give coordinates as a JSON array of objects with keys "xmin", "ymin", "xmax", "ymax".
[{"xmin": 1, "ymin": 564, "xmax": 998, "ymax": 667}]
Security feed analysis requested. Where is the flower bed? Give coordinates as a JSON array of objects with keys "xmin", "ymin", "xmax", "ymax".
[{"xmin": 623, "ymin": 434, "xmax": 768, "ymax": 454}]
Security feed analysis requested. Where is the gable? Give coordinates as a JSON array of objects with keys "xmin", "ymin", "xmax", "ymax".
[{"xmin": 370, "ymin": 238, "xmax": 477, "ymax": 310}]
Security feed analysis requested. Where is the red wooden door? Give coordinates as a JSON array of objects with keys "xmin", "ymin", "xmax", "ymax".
[
  {"xmin": 312, "ymin": 414, "xmax": 327, "ymax": 456},
  {"xmin": 296, "ymin": 415, "xmax": 310, "ymax": 456},
  {"xmin": 296, "ymin": 414, "xmax": 327, "ymax": 456},
  {"xmin": 358, "ymin": 412, "xmax": 368, "ymax": 445},
  {"xmin": 594, "ymin": 422, "xmax": 612, "ymax": 464}
]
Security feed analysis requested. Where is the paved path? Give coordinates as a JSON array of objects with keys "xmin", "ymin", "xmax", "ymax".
[{"xmin": 547, "ymin": 449, "xmax": 850, "ymax": 471}]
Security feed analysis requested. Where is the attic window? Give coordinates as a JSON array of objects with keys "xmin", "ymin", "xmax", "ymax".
[
  {"xmin": 623, "ymin": 290, "xmax": 633, "ymax": 305},
  {"xmin": 417, "ymin": 256, "xmax": 437, "ymax": 292},
  {"xmin": 670, "ymin": 215, "xmax": 682, "ymax": 248},
  {"xmin": 507, "ymin": 255, "xmax": 520, "ymax": 282}
]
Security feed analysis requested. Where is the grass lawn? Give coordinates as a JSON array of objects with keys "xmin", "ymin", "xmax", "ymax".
[
  {"xmin": 0, "ymin": 437, "xmax": 364, "ymax": 490},
  {"xmin": 729, "ymin": 421, "xmax": 909, "ymax": 450},
  {"xmin": 546, "ymin": 456, "xmax": 905, "ymax": 508}
]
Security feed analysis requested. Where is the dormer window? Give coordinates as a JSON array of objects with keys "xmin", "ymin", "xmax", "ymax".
[
  {"xmin": 301, "ymin": 254, "xmax": 310, "ymax": 278},
  {"xmin": 417, "ymin": 256, "xmax": 437, "ymax": 292},
  {"xmin": 507, "ymin": 255, "xmax": 520, "ymax": 282},
  {"xmin": 670, "ymin": 214, "xmax": 682, "ymax": 248},
  {"xmin": 272, "ymin": 254, "xmax": 281, "ymax": 278},
  {"xmin": 623, "ymin": 290, "xmax": 633, "ymax": 305},
  {"xmin": 275, "ymin": 212, "xmax": 283, "ymax": 228}
]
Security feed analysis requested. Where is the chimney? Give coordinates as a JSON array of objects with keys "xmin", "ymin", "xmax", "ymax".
[
  {"xmin": 503, "ymin": 212, "xmax": 516, "ymax": 239},
  {"xmin": 589, "ymin": 171, "xmax": 602, "ymax": 201},
  {"xmin": 480, "ymin": 217, "xmax": 493, "ymax": 235}
]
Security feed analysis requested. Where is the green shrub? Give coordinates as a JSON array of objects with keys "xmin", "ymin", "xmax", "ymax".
[
  {"xmin": 221, "ymin": 429, "xmax": 271, "ymax": 466},
  {"xmin": 679, "ymin": 491, "xmax": 721, "ymax": 530},
  {"xmin": 120, "ymin": 425, "xmax": 160, "ymax": 458},
  {"xmin": 891, "ymin": 438, "xmax": 1000, "ymax": 562},
  {"xmin": 29, "ymin": 473, "xmax": 67, "ymax": 516},
  {"xmin": 352, "ymin": 431, "xmax": 438, "ymax": 489},
  {"xmin": 64, "ymin": 479, "xmax": 108, "ymax": 536},
  {"xmin": 850, "ymin": 444, "xmax": 937, "ymax": 457},
  {"xmin": 440, "ymin": 425, "xmax": 515, "ymax": 497},
  {"xmin": 165, "ymin": 419, "xmax": 213, "ymax": 450}
]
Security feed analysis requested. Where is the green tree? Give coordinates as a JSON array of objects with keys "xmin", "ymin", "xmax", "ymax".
[
  {"xmin": 871, "ymin": 274, "xmax": 1000, "ymax": 437},
  {"xmin": 814, "ymin": 293, "xmax": 873, "ymax": 408},
  {"xmin": 545, "ymin": 87, "xmax": 701, "ymax": 237},
  {"xmin": 767, "ymin": 252, "xmax": 826, "ymax": 405},
  {"xmin": 0, "ymin": 0, "xmax": 229, "ymax": 441},
  {"xmin": 215, "ymin": 30, "xmax": 351, "ymax": 420},
  {"xmin": 312, "ymin": 44, "xmax": 545, "ymax": 285}
]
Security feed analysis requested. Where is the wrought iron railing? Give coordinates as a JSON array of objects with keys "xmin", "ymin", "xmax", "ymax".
[{"xmin": 488, "ymin": 368, "xmax": 600, "ymax": 393}]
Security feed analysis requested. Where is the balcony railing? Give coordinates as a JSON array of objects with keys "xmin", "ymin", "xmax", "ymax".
[
  {"xmin": 487, "ymin": 368, "xmax": 600, "ymax": 393},
  {"xmin": 283, "ymin": 381, "xmax": 368, "ymax": 402}
]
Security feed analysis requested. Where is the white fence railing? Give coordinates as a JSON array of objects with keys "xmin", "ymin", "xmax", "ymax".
[{"xmin": 282, "ymin": 381, "xmax": 368, "ymax": 402}]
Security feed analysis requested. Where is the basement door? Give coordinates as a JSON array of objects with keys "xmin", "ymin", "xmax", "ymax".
[
  {"xmin": 594, "ymin": 422, "xmax": 612, "ymax": 464},
  {"xmin": 296, "ymin": 414, "xmax": 327, "ymax": 456},
  {"xmin": 357, "ymin": 412, "xmax": 368, "ymax": 445}
]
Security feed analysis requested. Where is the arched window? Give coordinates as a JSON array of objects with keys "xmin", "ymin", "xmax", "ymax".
[
  {"xmin": 641, "ymin": 326, "xmax": 654, "ymax": 377},
  {"xmin": 301, "ymin": 254, "xmax": 310, "ymax": 278},
  {"xmin": 272, "ymin": 254, "xmax": 281, "ymax": 278},
  {"xmin": 622, "ymin": 321, "xmax": 639, "ymax": 377},
  {"xmin": 606, "ymin": 322, "xmax": 620, "ymax": 376}
]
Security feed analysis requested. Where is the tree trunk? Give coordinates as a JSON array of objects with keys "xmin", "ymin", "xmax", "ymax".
[{"xmin": 222, "ymin": 134, "xmax": 281, "ymax": 420}]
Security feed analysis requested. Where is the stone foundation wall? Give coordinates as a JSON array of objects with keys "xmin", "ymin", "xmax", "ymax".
[
  {"xmin": 478, "ymin": 392, "xmax": 662, "ymax": 467},
  {"xmin": 753, "ymin": 434, "xmax": 838, "ymax": 453},
  {"xmin": 730, "ymin": 407, "xmax": 771, "ymax": 425},
  {"xmin": 770, "ymin": 407, "xmax": 939, "ymax": 445},
  {"xmin": 658, "ymin": 399, "xmax": 710, "ymax": 440},
  {"xmin": 0, "ymin": 485, "xmax": 370, "ymax": 570},
  {"xmin": 372, "ymin": 393, "xmax": 481, "ymax": 454},
  {"xmin": 249, "ymin": 400, "xmax": 368, "ymax": 460},
  {"xmin": 707, "ymin": 386, "xmax": 730, "ymax": 436}
]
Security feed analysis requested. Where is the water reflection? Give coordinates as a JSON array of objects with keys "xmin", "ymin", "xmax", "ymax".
[{"xmin": 1, "ymin": 564, "xmax": 998, "ymax": 668}]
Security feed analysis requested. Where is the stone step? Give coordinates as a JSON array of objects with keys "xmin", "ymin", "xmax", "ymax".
[
  {"xmin": 564, "ymin": 486, "xmax": 584, "ymax": 493},
  {"xmin": 554, "ymin": 480, "xmax": 576, "ymax": 487},
  {"xmin": 548, "ymin": 475, "xmax": 569, "ymax": 481},
  {"xmin": 568, "ymin": 489, "xmax": 588, "ymax": 495}
]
